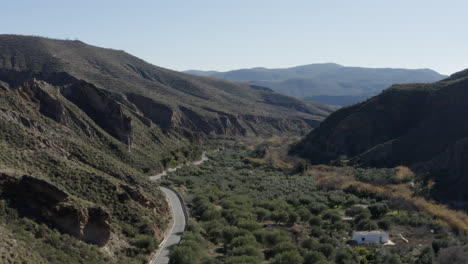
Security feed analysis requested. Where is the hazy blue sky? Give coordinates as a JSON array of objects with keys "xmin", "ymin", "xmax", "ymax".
[{"xmin": 3, "ymin": 0, "xmax": 467, "ymax": 75}]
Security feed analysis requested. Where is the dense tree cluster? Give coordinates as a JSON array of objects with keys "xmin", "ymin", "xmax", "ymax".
[{"xmin": 165, "ymin": 145, "xmax": 465, "ymax": 264}]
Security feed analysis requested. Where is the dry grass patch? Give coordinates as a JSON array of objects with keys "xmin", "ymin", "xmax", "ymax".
[
  {"xmin": 307, "ymin": 165, "xmax": 468, "ymax": 235},
  {"xmin": 348, "ymin": 181, "xmax": 468, "ymax": 235},
  {"xmin": 307, "ymin": 165, "xmax": 355, "ymax": 188},
  {"xmin": 394, "ymin": 166, "xmax": 415, "ymax": 182}
]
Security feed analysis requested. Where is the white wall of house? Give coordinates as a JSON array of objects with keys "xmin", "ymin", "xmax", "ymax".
[{"xmin": 352, "ymin": 231, "xmax": 389, "ymax": 244}]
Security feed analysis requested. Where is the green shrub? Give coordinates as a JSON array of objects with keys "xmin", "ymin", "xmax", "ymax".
[
  {"xmin": 304, "ymin": 251, "xmax": 328, "ymax": 264},
  {"xmin": 224, "ymin": 255, "xmax": 263, "ymax": 264},
  {"xmin": 345, "ymin": 206, "xmax": 370, "ymax": 217},
  {"xmin": 169, "ymin": 246, "xmax": 199, "ymax": 264},
  {"xmin": 356, "ymin": 219, "xmax": 379, "ymax": 230},
  {"xmin": 378, "ymin": 218, "xmax": 392, "ymax": 230},
  {"xmin": 309, "ymin": 216, "xmax": 323, "ymax": 227},
  {"xmin": 229, "ymin": 245, "xmax": 264, "ymax": 259},
  {"xmin": 263, "ymin": 231, "xmax": 290, "ymax": 247},
  {"xmin": 122, "ymin": 223, "xmax": 138, "ymax": 238},
  {"xmin": 270, "ymin": 242, "xmax": 298, "ymax": 257},
  {"xmin": 369, "ymin": 203, "xmax": 389, "ymax": 219},
  {"xmin": 228, "ymin": 235, "xmax": 258, "ymax": 250},
  {"xmin": 271, "ymin": 250, "xmax": 303, "ymax": 264},
  {"xmin": 318, "ymin": 244, "xmax": 335, "ymax": 260},
  {"xmin": 130, "ymin": 235, "xmax": 156, "ymax": 252}
]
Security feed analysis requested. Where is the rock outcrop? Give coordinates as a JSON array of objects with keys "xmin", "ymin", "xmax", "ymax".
[
  {"xmin": 18, "ymin": 79, "xmax": 68, "ymax": 123},
  {"xmin": 126, "ymin": 93, "xmax": 175, "ymax": 131},
  {"xmin": 61, "ymin": 81, "xmax": 133, "ymax": 145},
  {"xmin": 82, "ymin": 208, "xmax": 111, "ymax": 246},
  {"xmin": 120, "ymin": 184, "xmax": 157, "ymax": 209},
  {"xmin": 0, "ymin": 175, "xmax": 111, "ymax": 246},
  {"xmin": 0, "ymin": 107, "xmax": 47, "ymax": 133},
  {"xmin": 126, "ymin": 91, "xmax": 315, "ymax": 138}
]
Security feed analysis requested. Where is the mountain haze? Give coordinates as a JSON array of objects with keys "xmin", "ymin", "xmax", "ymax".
[{"xmin": 185, "ymin": 64, "xmax": 446, "ymax": 106}]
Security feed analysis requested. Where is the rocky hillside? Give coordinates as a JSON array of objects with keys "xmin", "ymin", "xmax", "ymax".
[
  {"xmin": 0, "ymin": 35, "xmax": 332, "ymax": 263},
  {"xmin": 186, "ymin": 64, "xmax": 446, "ymax": 106},
  {"xmin": 292, "ymin": 69, "xmax": 468, "ymax": 202},
  {"xmin": 0, "ymin": 35, "xmax": 333, "ymax": 138},
  {"xmin": 0, "ymin": 76, "xmax": 181, "ymax": 263}
]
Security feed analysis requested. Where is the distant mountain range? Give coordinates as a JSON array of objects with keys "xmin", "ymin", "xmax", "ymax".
[
  {"xmin": 291, "ymin": 68, "xmax": 468, "ymax": 202},
  {"xmin": 185, "ymin": 64, "xmax": 447, "ymax": 106}
]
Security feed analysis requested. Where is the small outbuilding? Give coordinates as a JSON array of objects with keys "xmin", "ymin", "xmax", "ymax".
[{"xmin": 352, "ymin": 230, "xmax": 389, "ymax": 244}]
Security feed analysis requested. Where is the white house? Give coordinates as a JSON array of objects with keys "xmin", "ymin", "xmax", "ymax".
[{"xmin": 352, "ymin": 230, "xmax": 389, "ymax": 244}]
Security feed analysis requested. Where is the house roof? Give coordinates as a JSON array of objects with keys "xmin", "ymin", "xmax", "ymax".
[{"xmin": 353, "ymin": 230, "xmax": 388, "ymax": 235}]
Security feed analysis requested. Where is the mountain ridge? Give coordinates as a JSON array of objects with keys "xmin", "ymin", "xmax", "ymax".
[
  {"xmin": 185, "ymin": 63, "xmax": 447, "ymax": 106},
  {"xmin": 0, "ymin": 35, "xmax": 333, "ymax": 137}
]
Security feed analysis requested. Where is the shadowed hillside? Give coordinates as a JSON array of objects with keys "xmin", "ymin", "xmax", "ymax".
[{"xmin": 292, "ymin": 69, "xmax": 468, "ymax": 201}]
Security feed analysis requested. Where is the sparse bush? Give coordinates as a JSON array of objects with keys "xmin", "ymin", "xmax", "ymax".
[{"xmin": 130, "ymin": 235, "xmax": 156, "ymax": 252}]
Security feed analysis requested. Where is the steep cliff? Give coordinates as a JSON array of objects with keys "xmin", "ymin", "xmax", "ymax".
[
  {"xmin": 292, "ymin": 69, "xmax": 468, "ymax": 201},
  {"xmin": 1, "ymin": 174, "xmax": 111, "ymax": 246}
]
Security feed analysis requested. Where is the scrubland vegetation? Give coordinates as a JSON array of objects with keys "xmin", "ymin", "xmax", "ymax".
[
  {"xmin": 309, "ymin": 165, "xmax": 468, "ymax": 236},
  {"xmin": 162, "ymin": 141, "xmax": 468, "ymax": 264}
]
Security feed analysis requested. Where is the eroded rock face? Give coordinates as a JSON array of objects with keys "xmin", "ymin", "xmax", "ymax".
[
  {"xmin": 0, "ymin": 107, "xmax": 47, "ymax": 133},
  {"xmin": 241, "ymin": 114, "xmax": 317, "ymax": 136},
  {"xmin": 50, "ymin": 202, "xmax": 83, "ymax": 239},
  {"xmin": 61, "ymin": 81, "xmax": 133, "ymax": 145},
  {"xmin": 18, "ymin": 80, "xmax": 68, "ymax": 123},
  {"xmin": 126, "ymin": 91, "xmax": 316, "ymax": 138},
  {"xmin": 21, "ymin": 176, "xmax": 68, "ymax": 204},
  {"xmin": 121, "ymin": 184, "xmax": 157, "ymax": 209},
  {"xmin": 126, "ymin": 93, "xmax": 174, "ymax": 131},
  {"xmin": 179, "ymin": 106, "xmax": 247, "ymax": 137},
  {"xmin": 0, "ymin": 175, "xmax": 111, "ymax": 246},
  {"xmin": 83, "ymin": 208, "xmax": 111, "ymax": 247},
  {"xmin": 2, "ymin": 73, "xmax": 316, "ymax": 145}
]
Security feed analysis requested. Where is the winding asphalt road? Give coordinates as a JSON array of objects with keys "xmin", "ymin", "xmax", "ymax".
[
  {"xmin": 149, "ymin": 152, "xmax": 208, "ymax": 264},
  {"xmin": 150, "ymin": 186, "xmax": 186, "ymax": 264}
]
